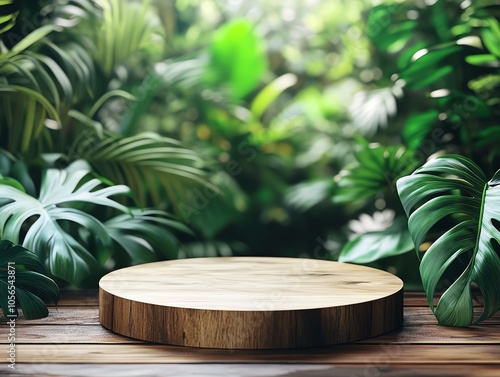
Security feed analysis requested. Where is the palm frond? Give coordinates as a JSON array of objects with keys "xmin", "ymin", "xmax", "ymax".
[
  {"xmin": 333, "ymin": 142, "xmax": 418, "ymax": 204},
  {"xmin": 0, "ymin": 240, "xmax": 59, "ymax": 319},
  {"xmin": 0, "ymin": 0, "xmax": 18, "ymax": 36},
  {"xmin": 73, "ymin": 132, "xmax": 214, "ymax": 213},
  {"xmin": 93, "ymin": 0, "xmax": 162, "ymax": 76}
]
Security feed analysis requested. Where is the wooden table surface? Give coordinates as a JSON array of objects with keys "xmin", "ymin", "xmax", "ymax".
[{"xmin": 1, "ymin": 290, "xmax": 499, "ymax": 377}]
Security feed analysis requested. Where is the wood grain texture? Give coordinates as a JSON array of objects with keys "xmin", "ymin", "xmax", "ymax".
[
  {"xmin": 13, "ymin": 344, "xmax": 500, "ymax": 364},
  {"xmin": 2, "ymin": 291, "xmax": 500, "ymax": 377},
  {"xmin": 3, "ymin": 322, "xmax": 500, "ymax": 344},
  {"xmin": 99, "ymin": 257, "xmax": 404, "ymax": 349}
]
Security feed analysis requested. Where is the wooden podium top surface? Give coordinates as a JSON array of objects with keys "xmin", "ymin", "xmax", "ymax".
[{"xmin": 99, "ymin": 257, "xmax": 403, "ymax": 311}]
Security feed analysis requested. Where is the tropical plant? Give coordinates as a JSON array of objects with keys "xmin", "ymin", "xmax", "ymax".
[
  {"xmin": 397, "ymin": 155, "xmax": 500, "ymax": 326},
  {"xmin": 332, "ymin": 141, "xmax": 418, "ymax": 264},
  {"xmin": 335, "ymin": 0, "xmax": 500, "ymax": 266},
  {"xmin": 0, "ymin": 240, "xmax": 59, "ymax": 319},
  {"xmin": 0, "ymin": 163, "xmax": 189, "ymax": 285},
  {"xmin": 0, "ymin": 0, "xmax": 213, "ymax": 318},
  {"xmin": 0, "ymin": 0, "xmax": 211, "ymax": 207}
]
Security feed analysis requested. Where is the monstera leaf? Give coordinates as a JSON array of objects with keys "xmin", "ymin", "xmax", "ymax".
[
  {"xmin": 397, "ymin": 155, "xmax": 500, "ymax": 326},
  {"xmin": 0, "ymin": 163, "xmax": 130, "ymax": 284},
  {"xmin": 0, "ymin": 240, "xmax": 59, "ymax": 319},
  {"xmin": 0, "ymin": 163, "xmax": 188, "ymax": 285}
]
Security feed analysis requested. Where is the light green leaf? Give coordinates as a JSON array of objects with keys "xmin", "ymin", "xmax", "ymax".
[
  {"xmin": 284, "ymin": 179, "xmax": 334, "ymax": 212},
  {"xmin": 205, "ymin": 19, "xmax": 267, "ymax": 100},
  {"xmin": 349, "ymin": 87, "xmax": 398, "ymax": 136},
  {"xmin": 482, "ymin": 18, "xmax": 500, "ymax": 58},
  {"xmin": 339, "ymin": 217, "xmax": 414, "ymax": 264},
  {"xmin": 251, "ymin": 73, "xmax": 297, "ymax": 120},
  {"xmin": 466, "ymin": 54, "xmax": 500, "ymax": 67},
  {"xmin": 9, "ymin": 25, "xmax": 60, "ymax": 56}
]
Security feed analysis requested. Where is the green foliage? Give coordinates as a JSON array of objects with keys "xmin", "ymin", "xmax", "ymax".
[
  {"xmin": 334, "ymin": 143, "xmax": 418, "ymax": 204},
  {"xmin": 0, "ymin": 0, "xmax": 211, "ymax": 307},
  {"xmin": 95, "ymin": 0, "xmax": 161, "ymax": 75},
  {"xmin": 73, "ymin": 132, "xmax": 211, "ymax": 211},
  {"xmin": 99, "ymin": 209, "xmax": 190, "ymax": 266},
  {"xmin": 398, "ymin": 155, "xmax": 500, "ymax": 326},
  {"xmin": 339, "ymin": 216, "xmax": 413, "ymax": 264},
  {"xmin": 0, "ymin": 240, "xmax": 59, "ymax": 319},
  {"xmin": 343, "ymin": 0, "xmax": 500, "ymax": 324},
  {"xmin": 0, "ymin": 164, "xmax": 186, "ymax": 285},
  {"xmin": 205, "ymin": 19, "xmax": 267, "ymax": 100},
  {"xmin": 284, "ymin": 179, "xmax": 334, "ymax": 213},
  {"xmin": 0, "ymin": 0, "xmax": 18, "ymax": 35},
  {"xmin": 402, "ymin": 110, "xmax": 440, "ymax": 151}
]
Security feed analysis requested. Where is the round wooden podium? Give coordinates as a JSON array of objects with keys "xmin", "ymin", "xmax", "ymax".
[{"xmin": 99, "ymin": 257, "xmax": 403, "ymax": 349}]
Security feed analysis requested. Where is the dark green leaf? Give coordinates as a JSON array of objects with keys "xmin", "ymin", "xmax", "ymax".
[
  {"xmin": 397, "ymin": 155, "xmax": 500, "ymax": 326},
  {"xmin": 0, "ymin": 240, "xmax": 59, "ymax": 320},
  {"xmin": 403, "ymin": 110, "xmax": 439, "ymax": 150},
  {"xmin": 472, "ymin": 126, "xmax": 500, "ymax": 148},
  {"xmin": 405, "ymin": 65, "xmax": 453, "ymax": 90},
  {"xmin": 401, "ymin": 46, "xmax": 461, "ymax": 81}
]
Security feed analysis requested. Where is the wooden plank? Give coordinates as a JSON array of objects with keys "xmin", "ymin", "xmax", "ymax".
[
  {"xmin": 0, "ymin": 324, "xmax": 140, "ymax": 344},
  {"xmin": 3, "ymin": 364, "xmax": 500, "ymax": 377},
  {"xmin": 3, "ymin": 306, "xmax": 498, "ymax": 327},
  {"xmin": 41, "ymin": 290, "xmax": 99, "ymax": 307},
  {"xmin": 3, "ymin": 322, "xmax": 499, "ymax": 344},
  {"xmin": 13, "ymin": 344, "xmax": 500, "ymax": 364},
  {"xmin": 404, "ymin": 291, "xmax": 484, "ymax": 307},
  {"xmin": 99, "ymin": 258, "xmax": 404, "ymax": 349},
  {"xmin": 404, "ymin": 307, "xmax": 500, "ymax": 325},
  {"xmin": 0, "ymin": 308, "xmax": 99, "ymax": 326}
]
